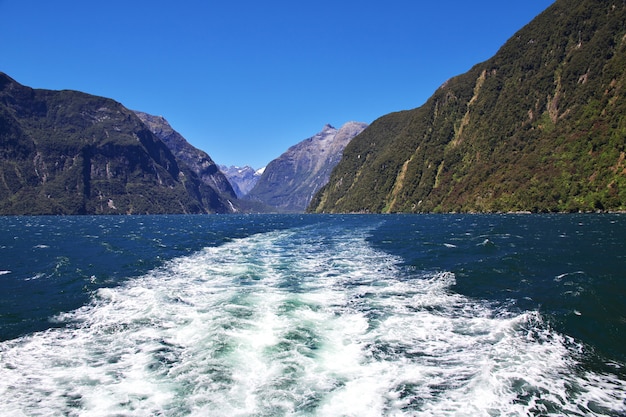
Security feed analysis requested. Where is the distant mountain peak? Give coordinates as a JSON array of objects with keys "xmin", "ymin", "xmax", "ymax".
[
  {"xmin": 246, "ymin": 121, "xmax": 367, "ymax": 212},
  {"xmin": 219, "ymin": 165, "xmax": 262, "ymax": 198},
  {"xmin": 308, "ymin": 124, "xmax": 338, "ymax": 143}
]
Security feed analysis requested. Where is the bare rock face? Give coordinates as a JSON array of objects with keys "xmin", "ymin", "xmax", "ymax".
[{"xmin": 246, "ymin": 122, "xmax": 367, "ymax": 212}]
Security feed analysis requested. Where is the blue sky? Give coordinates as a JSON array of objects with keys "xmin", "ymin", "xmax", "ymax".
[{"xmin": 1, "ymin": 1, "xmax": 554, "ymax": 169}]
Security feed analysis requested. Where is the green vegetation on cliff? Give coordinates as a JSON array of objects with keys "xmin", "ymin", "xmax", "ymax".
[
  {"xmin": 0, "ymin": 73, "xmax": 231, "ymax": 214},
  {"xmin": 310, "ymin": 0, "xmax": 626, "ymax": 213}
]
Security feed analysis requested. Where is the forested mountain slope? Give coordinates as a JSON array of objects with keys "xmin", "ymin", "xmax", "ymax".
[
  {"xmin": 0, "ymin": 73, "xmax": 232, "ymax": 214},
  {"xmin": 310, "ymin": 0, "xmax": 626, "ymax": 213}
]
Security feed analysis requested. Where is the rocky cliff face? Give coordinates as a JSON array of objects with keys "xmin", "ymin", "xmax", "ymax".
[
  {"xmin": 0, "ymin": 73, "xmax": 232, "ymax": 214},
  {"xmin": 134, "ymin": 111, "xmax": 237, "ymax": 201},
  {"xmin": 218, "ymin": 165, "xmax": 263, "ymax": 198},
  {"xmin": 310, "ymin": 0, "xmax": 626, "ymax": 213},
  {"xmin": 246, "ymin": 122, "xmax": 367, "ymax": 212}
]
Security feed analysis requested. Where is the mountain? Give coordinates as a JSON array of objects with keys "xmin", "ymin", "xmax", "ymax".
[
  {"xmin": 219, "ymin": 165, "xmax": 263, "ymax": 198},
  {"xmin": 0, "ymin": 73, "xmax": 232, "ymax": 214},
  {"xmin": 310, "ymin": 0, "xmax": 626, "ymax": 214},
  {"xmin": 133, "ymin": 111, "xmax": 237, "ymax": 201},
  {"xmin": 246, "ymin": 122, "xmax": 367, "ymax": 212}
]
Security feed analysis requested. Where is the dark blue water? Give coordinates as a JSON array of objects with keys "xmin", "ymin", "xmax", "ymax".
[
  {"xmin": 0, "ymin": 215, "xmax": 319, "ymax": 341},
  {"xmin": 369, "ymin": 214, "xmax": 626, "ymax": 365},
  {"xmin": 0, "ymin": 214, "xmax": 624, "ymax": 416}
]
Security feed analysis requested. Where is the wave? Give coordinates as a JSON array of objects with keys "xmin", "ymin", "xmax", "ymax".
[{"xmin": 1, "ymin": 225, "xmax": 624, "ymax": 416}]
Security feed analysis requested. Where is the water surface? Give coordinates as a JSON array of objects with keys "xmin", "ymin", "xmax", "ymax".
[{"xmin": 1, "ymin": 214, "xmax": 624, "ymax": 416}]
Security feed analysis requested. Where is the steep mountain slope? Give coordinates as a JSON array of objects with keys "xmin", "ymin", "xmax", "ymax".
[
  {"xmin": 0, "ymin": 73, "xmax": 232, "ymax": 214},
  {"xmin": 247, "ymin": 122, "xmax": 367, "ymax": 212},
  {"xmin": 219, "ymin": 165, "xmax": 263, "ymax": 197},
  {"xmin": 134, "ymin": 111, "xmax": 237, "ymax": 201},
  {"xmin": 310, "ymin": 0, "xmax": 626, "ymax": 213}
]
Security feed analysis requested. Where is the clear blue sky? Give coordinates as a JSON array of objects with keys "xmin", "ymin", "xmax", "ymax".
[{"xmin": 1, "ymin": 0, "xmax": 554, "ymax": 169}]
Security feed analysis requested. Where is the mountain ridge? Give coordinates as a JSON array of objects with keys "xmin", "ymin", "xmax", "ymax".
[
  {"xmin": 0, "ymin": 73, "xmax": 232, "ymax": 214},
  {"xmin": 134, "ymin": 111, "xmax": 237, "ymax": 203}
]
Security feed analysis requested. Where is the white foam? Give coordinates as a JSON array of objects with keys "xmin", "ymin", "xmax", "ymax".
[{"xmin": 1, "ymin": 225, "xmax": 624, "ymax": 416}]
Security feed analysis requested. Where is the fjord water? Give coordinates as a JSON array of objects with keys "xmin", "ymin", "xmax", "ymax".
[{"xmin": 0, "ymin": 214, "xmax": 624, "ymax": 416}]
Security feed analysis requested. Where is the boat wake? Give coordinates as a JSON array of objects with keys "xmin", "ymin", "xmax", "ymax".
[{"xmin": 1, "ymin": 225, "xmax": 624, "ymax": 416}]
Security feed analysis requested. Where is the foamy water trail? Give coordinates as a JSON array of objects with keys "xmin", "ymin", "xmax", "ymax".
[{"xmin": 1, "ymin": 226, "xmax": 624, "ymax": 416}]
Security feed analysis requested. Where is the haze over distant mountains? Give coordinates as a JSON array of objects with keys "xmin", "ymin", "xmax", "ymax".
[
  {"xmin": 310, "ymin": 0, "xmax": 626, "ymax": 213},
  {"xmin": 218, "ymin": 165, "xmax": 264, "ymax": 198},
  {"xmin": 245, "ymin": 122, "xmax": 367, "ymax": 212}
]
